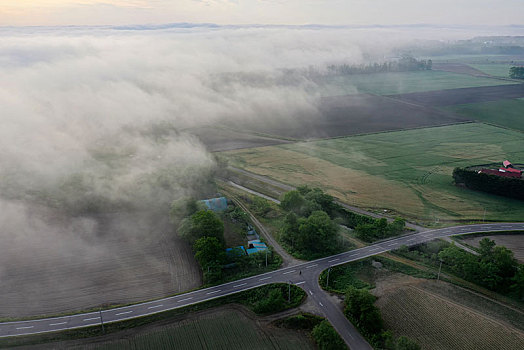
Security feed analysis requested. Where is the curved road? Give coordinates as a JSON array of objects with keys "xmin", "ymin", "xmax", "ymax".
[{"xmin": 1, "ymin": 222, "xmax": 523, "ymax": 349}]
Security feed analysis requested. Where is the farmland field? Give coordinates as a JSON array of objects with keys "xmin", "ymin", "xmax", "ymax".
[
  {"xmin": 187, "ymin": 126, "xmax": 291, "ymax": 152},
  {"xmin": 389, "ymin": 83, "xmax": 524, "ymax": 107},
  {"xmin": 443, "ymin": 98, "xmax": 524, "ymax": 131},
  {"xmin": 74, "ymin": 307, "xmax": 314, "ymax": 350},
  {"xmin": 468, "ymin": 63, "xmax": 514, "ymax": 78},
  {"xmin": 224, "ymin": 123, "xmax": 524, "ymax": 223},
  {"xmin": 0, "ymin": 211, "xmax": 201, "ymax": 318},
  {"xmin": 376, "ymin": 285, "xmax": 524, "ymax": 350},
  {"xmin": 227, "ymin": 93, "xmax": 469, "ymax": 140},
  {"xmin": 319, "ymin": 70, "xmax": 515, "ymax": 96}
]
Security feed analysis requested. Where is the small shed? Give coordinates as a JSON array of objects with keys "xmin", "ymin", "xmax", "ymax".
[
  {"xmin": 200, "ymin": 197, "xmax": 228, "ymax": 212},
  {"xmin": 246, "ymin": 240, "xmax": 268, "ymax": 255},
  {"xmin": 225, "ymin": 246, "xmax": 246, "ymax": 258},
  {"xmin": 503, "ymin": 160, "xmax": 513, "ymax": 168}
]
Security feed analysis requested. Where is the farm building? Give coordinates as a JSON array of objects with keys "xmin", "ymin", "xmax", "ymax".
[
  {"xmin": 225, "ymin": 246, "xmax": 246, "ymax": 258},
  {"xmin": 200, "ymin": 197, "xmax": 228, "ymax": 212},
  {"xmin": 246, "ymin": 240, "xmax": 268, "ymax": 255},
  {"xmin": 479, "ymin": 160, "xmax": 522, "ymax": 179}
]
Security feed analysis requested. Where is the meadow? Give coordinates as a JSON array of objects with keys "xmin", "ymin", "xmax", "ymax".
[
  {"xmin": 468, "ymin": 63, "xmax": 514, "ymax": 77},
  {"xmin": 319, "ymin": 70, "xmax": 515, "ymax": 96},
  {"xmin": 444, "ymin": 98, "xmax": 524, "ymax": 132},
  {"xmin": 224, "ymin": 123, "xmax": 524, "ymax": 223},
  {"xmin": 83, "ymin": 308, "xmax": 314, "ymax": 350}
]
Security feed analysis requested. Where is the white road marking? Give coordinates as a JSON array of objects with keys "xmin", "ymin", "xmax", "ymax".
[
  {"xmin": 369, "ymin": 247, "xmax": 380, "ymax": 250},
  {"xmin": 147, "ymin": 304, "xmax": 163, "ymax": 309},
  {"xmin": 206, "ymin": 290, "xmax": 222, "ymax": 295},
  {"xmin": 295, "ymin": 281, "xmax": 306, "ymax": 285},
  {"xmin": 309, "ymin": 290, "xmax": 314, "ymax": 295},
  {"xmin": 49, "ymin": 322, "xmax": 67, "ymax": 326},
  {"xmin": 387, "ymin": 242, "xmax": 396, "ymax": 247},
  {"xmin": 306, "ymin": 264, "xmax": 318, "ymax": 269},
  {"xmin": 234, "ymin": 283, "xmax": 247, "ymax": 288},
  {"xmin": 177, "ymin": 298, "xmax": 192, "ymax": 303},
  {"xmin": 115, "ymin": 311, "xmax": 133, "ymax": 316},
  {"xmin": 328, "ymin": 258, "xmax": 339, "ymax": 262},
  {"xmin": 283, "ymin": 270, "xmax": 295, "ymax": 275},
  {"xmin": 319, "ymin": 302, "xmax": 324, "ymax": 307},
  {"xmin": 83, "ymin": 317, "xmax": 100, "ymax": 322},
  {"xmin": 259, "ymin": 276, "xmax": 271, "ymax": 281},
  {"xmin": 16, "ymin": 326, "xmax": 33, "ymax": 330}
]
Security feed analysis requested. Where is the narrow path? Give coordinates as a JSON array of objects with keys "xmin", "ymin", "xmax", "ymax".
[{"xmin": 228, "ymin": 193, "xmax": 301, "ymax": 268}]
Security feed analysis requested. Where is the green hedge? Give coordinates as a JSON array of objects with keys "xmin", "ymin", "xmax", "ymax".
[{"xmin": 453, "ymin": 167, "xmax": 524, "ymax": 200}]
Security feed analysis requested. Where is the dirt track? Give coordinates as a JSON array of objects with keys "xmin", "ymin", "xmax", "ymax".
[{"xmin": 388, "ymin": 83, "xmax": 524, "ymax": 107}]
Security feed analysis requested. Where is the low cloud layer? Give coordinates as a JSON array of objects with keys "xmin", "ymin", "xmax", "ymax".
[{"xmin": 0, "ymin": 25, "xmax": 497, "ymax": 314}]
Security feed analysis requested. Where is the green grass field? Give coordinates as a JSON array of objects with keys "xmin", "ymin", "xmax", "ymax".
[
  {"xmin": 84, "ymin": 308, "xmax": 314, "ymax": 350},
  {"xmin": 319, "ymin": 70, "xmax": 515, "ymax": 96},
  {"xmin": 468, "ymin": 64, "xmax": 513, "ymax": 78},
  {"xmin": 444, "ymin": 98, "xmax": 524, "ymax": 132},
  {"xmin": 225, "ymin": 123, "xmax": 524, "ymax": 223}
]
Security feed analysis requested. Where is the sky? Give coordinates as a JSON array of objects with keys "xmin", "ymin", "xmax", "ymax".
[{"xmin": 1, "ymin": 0, "xmax": 523, "ymax": 27}]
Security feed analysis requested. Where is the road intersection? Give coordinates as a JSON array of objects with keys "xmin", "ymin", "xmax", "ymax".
[{"xmin": 1, "ymin": 222, "xmax": 523, "ymax": 350}]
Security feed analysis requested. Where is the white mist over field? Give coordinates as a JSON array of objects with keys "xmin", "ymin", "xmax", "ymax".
[{"xmin": 0, "ymin": 24, "xmax": 503, "ymax": 314}]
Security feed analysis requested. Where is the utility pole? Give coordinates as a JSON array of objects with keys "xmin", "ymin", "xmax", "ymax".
[
  {"xmin": 99, "ymin": 308, "xmax": 105, "ymax": 334},
  {"xmin": 437, "ymin": 260, "xmax": 443, "ymax": 281},
  {"xmin": 265, "ymin": 249, "xmax": 268, "ymax": 267},
  {"xmin": 326, "ymin": 267, "xmax": 331, "ymax": 289},
  {"xmin": 288, "ymin": 281, "xmax": 291, "ymax": 303},
  {"xmin": 483, "ymin": 208, "xmax": 486, "ymax": 223}
]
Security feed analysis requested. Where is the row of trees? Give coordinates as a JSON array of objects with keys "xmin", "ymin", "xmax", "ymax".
[
  {"xmin": 345, "ymin": 287, "xmax": 420, "ymax": 350},
  {"xmin": 438, "ymin": 238, "xmax": 523, "ymax": 297},
  {"xmin": 452, "ymin": 167, "xmax": 524, "ymax": 200},
  {"xmin": 509, "ymin": 66, "xmax": 524, "ymax": 79},
  {"xmin": 354, "ymin": 217, "xmax": 406, "ymax": 242},
  {"xmin": 328, "ymin": 56, "xmax": 432, "ymax": 76}
]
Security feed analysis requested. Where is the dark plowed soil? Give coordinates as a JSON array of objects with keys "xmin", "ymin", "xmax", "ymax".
[
  {"xmin": 432, "ymin": 63, "xmax": 491, "ymax": 77},
  {"xmin": 226, "ymin": 94, "xmax": 469, "ymax": 140},
  {"xmin": 388, "ymin": 84, "xmax": 524, "ymax": 107}
]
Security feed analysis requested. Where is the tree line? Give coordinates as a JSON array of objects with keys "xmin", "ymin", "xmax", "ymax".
[
  {"xmin": 452, "ymin": 167, "xmax": 524, "ymax": 200},
  {"xmin": 509, "ymin": 66, "xmax": 524, "ymax": 79},
  {"xmin": 328, "ymin": 55, "xmax": 432, "ymax": 76},
  {"xmin": 438, "ymin": 238, "xmax": 523, "ymax": 298}
]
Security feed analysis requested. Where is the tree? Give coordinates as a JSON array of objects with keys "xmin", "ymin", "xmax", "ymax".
[
  {"xmin": 396, "ymin": 336, "xmax": 421, "ymax": 350},
  {"xmin": 296, "ymin": 211, "xmax": 338, "ymax": 257},
  {"xmin": 194, "ymin": 236, "xmax": 226, "ymax": 268},
  {"xmin": 509, "ymin": 66, "xmax": 524, "ymax": 79},
  {"xmin": 344, "ymin": 287, "xmax": 383, "ymax": 335},
  {"xmin": 178, "ymin": 209, "xmax": 224, "ymax": 245},
  {"xmin": 311, "ymin": 320, "xmax": 346, "ymax": 350},
  {"xmin": 280, "ymin": 190, "xmax": 319, "ymax": 217},
  {"xmin": 252, "ymin": 196, "xmax": 271, "ymax": 216}
]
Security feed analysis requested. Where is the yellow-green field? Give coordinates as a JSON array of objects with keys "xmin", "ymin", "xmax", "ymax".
[{"xmin": 224, "ymin": 123, "xmax": 524, "ymax": 223}]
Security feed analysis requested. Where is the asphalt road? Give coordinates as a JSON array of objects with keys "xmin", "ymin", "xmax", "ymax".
[{"xmin": 1, "ymin": 222, "xmax": 523, "ymax": 349}]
